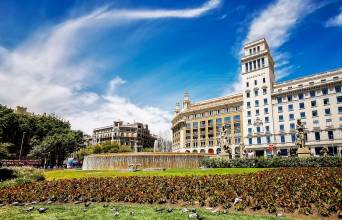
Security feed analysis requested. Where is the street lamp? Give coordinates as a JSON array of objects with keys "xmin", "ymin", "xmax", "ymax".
[{"xmin": 19, "ymin": 132, "xmax": 26, "ymax": 160}]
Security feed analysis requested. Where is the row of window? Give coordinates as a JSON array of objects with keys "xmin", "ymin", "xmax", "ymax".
[
  {"xmin": 186, "ymin": 107, "xmax": 241, "ymax": 120},
  {"xmin": 248, "ymin": 130, "xmax": 335, "ymax": 145},
  {"xmin": 245, "ymin": 58, "xmax": 265, "ymax": 72},
  {"xmin": 277, "ymin": 85, "xmax": 341, "ymax": 103},
  {"xmin": 246, "ymin": 87, "xmax": 267, "ymax": 98},
  {"xmin": 186, "ymin": 116, "xmax": 241, "ymax": 129},
  {"xmin": 277, "ymin": 76, "xmax": 340, "ymax": 92},
  {"xmin": 246, "ymin": 77, "xmax": 267, "ymax": 88}
]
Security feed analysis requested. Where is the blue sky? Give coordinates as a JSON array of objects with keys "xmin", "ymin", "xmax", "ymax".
[{"xmin": 0, "ymin": 0, "xmax": 341, "ymax": 138}]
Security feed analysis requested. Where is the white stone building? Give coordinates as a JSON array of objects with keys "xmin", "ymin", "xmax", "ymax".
[{"xmin": 172, "ymin": 38, "xmax": 342, "ymax": 156}]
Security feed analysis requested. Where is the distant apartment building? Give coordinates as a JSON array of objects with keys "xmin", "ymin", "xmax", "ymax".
[
  {"xmin": 172, "ymin": 38, "xmax": 342, "ymax": 157},
  {"xmin": 92, "ymin": 121, "xmax": 156, "ymax": 150}
]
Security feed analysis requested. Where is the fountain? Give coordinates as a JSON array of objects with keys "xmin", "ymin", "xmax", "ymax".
[{"xmin": 82, "ymin": 153, "xmax": 206, "ymax": 170}]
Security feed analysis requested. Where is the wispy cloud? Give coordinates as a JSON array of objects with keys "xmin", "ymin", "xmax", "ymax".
[
  {"xmin": 326, "ymin": 8, "xmax": 342, "ymax": 27},
  {"xmin": 0, "ymin": 0, "xmax": 221, "ymax": 139}
]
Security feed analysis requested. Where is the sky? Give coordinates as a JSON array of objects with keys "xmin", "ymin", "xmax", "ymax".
[{"xmin": 0, "ymin": 0, "xmax": 341, "ymax": 139}]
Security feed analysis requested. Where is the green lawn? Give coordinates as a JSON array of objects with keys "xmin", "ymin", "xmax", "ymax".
[
  {"xmin": 44, "ymin": 168, "xmax": 268, "ymax": 180},
  {"xmin": 0, "ymin": 203, "xmax": 288, "ymax": 220}
]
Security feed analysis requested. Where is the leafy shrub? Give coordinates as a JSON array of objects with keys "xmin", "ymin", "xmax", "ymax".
[
  {"xmin": 0, "ymin": 167, "xmax": 45, "ymax": 189},
  {"xmin": 75, "ymin": 141, "xmax": 132, "ymax": 160},
  {"xmin": 0, "ymin": 168, "xmax": 16, "ymax": 181},
  {"xmin": 0, "ymin": 167, "xmax": 340, "ymax": 218},
  {"xmin": 203, "ymin": 157, "xmax": 342, "ymax": 168}
]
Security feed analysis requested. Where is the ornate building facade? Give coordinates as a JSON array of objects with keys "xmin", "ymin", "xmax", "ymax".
[
  {"xmin": 92, "ymin": 121, "xmax": 156, "ymax": 150},
  {"xmin": 172, "ymin": 38, "xmax": 342, "ymax": 156}
]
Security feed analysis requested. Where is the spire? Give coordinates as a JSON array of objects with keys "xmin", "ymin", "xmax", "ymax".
[
  {"xmin": 174, "ymin": 102, "xmax": 180, "ymax": 114},
  {"xmin": 183, "ymin": 91, "xmax": 191, "ymax": 110}
]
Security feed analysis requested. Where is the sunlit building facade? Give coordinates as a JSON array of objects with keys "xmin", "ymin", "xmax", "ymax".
[{"xmin": 172, "ymin": 38, "xmax": 342, "ymax": 156}]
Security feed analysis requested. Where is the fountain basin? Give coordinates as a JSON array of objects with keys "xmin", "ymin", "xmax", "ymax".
[{"xmin": 82, "ymin": 153, "xmax": 206, "ymax": 170}]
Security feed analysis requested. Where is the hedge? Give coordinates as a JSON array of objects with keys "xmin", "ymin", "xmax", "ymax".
[{"xmin": 202, "ymin": 156, "xmax": 342, "ymax": 168}]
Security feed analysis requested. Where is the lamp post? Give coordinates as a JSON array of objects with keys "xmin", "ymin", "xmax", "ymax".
[{"xmin": 19, "ymin": 131, "xmax": 26, "ymax": 160}]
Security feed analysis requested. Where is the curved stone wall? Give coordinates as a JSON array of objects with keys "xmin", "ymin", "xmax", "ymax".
[{"xmin": 82, "ymin": 153, "xmax": 206, "ymax": 170}]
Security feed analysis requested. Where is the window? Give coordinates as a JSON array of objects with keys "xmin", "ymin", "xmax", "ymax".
[
  {"xmin": 287, "ymin": 95, "xmax": 293, "ymax": 101},
  {"xmin": 337, "ymin": 96, "xmax": 342, "ymax": 103},
  {"xmin": 254, "ymin": 80, "xmax": 257, "ymax": 85},
  {"xmin": 339, "ymin": 106, "xmax": 342, "ymax": 114},
  {"xmin": 328, "ymin": 130, "xmax": 334, "ymax": 140},
  {"xmin": 263, "ymin": 88, "xmax": 267, "ymax": 95},
  {"xmin": 257, "ymin": 46, "xmax": 260, "ymax": 52},
  {"xmin": 288, "ymin": 104, "xmax": 294, "ymax": 111},
  {"xmin": 300, "ymin": 112, "xmax": 306, "ymax": 119},
  {"xmin": 325, "ymin": 108, "xmax": 331, "ymax": 115},
  {"xmin": 245, "ymin": 63, "xmax": 249, "ymax": 72},
  {"xmin": 265, "ymin": 116, "xmax": 269, "ymax": 123},
  {"xmin": 310, "ymin": 91, "xmax": 316, "ymax": 97},
  {"xmin": 247, "ymin": 101, "xmax": 251, "ymax": 108},
  {"xmin": 313, "ymin": 120, "xmax": 319, "ymax": 127},
  {"xmin": 279, "ymin": 124, "xmax": 285, "ymax": 131},
  {"xmin": 290, "ymin": 123, "xmax": 295, "ymax": 130},
  {"xmin": 261, "ymin": 58, "xmax": 265, "ymax": 67},
  {"xmin": 311, "ymin": 100, "xmax": 317, "ymax": 107},
  {"xmin": 255, "ymin": 100, "xmax": 259, "ymax": 107},
  {"xmin": 335, "ymin": 85, "xmax": 341, "ymax": 93},
  {"xmin": 299, "ymin": 102, "xmax": 305, "ymax": 109},
  {"xmin": 278, "ymin": 106, "xmax": 283, "ymax": 113},
  {"xmin": 266, "ymin": 135, "xmax": 271, "ymax": 144},
  {"xmin": 249, "ymin": 48, "xmax": 252, "ymax": 54},
  {"xmin": 291, "ymin": 134, "xmax": 296, "ymax": 143},
  {"xmin": 279, "ymin": 115, "xmax": 284, "ymax": 122},
  {"xmin": 256, "ymin": 109, "xmax": 260, "ymax": 116},
  {"xmin": 315, "ymin": 132, "xmax": 320, "ymax": 141},
  {"xmin": 246, "ymin": 92, "xmax": 250, "ymax": 98},
  {"xmin": 246, "ymin": 82, "xmax": 249, "ymax": 87},
  {"xmin": 263, "ymin": 78, "xmax": 266, "ymax": 83},
  {"xmin": 257, "ymin": 137, "xmax": 261, "ymax": 144},
  {"xmin": 253, "ymin": 60, "xmax": 256, "ymax": 70},
  {"xmin": 312, "ymin": 110, "xmax": 318, "ymax": 117},
  {"xmin": 289, "ymin": 114, "xmax": 295, "ymax": 120},
  {"xmin": 322, "ymin": 88, "xmax": 328, "ymax": 95},
  {"xmin": 248, "ymin": 119, "xmax": 252, "ymax": 125},
  {"xmin": 257, "ymin": 59, "xmax": 261, "ymax": 68},
  {"xmin": 248, "ymin": 128, "xmax": 252, "ymax": 134},
  {"xmin": 256, "ymin": 127, "xmax": 261, "ymax": 133},
  {"xmin": 249, "ymin": 138, "xmax": 252, "ymax": 145},
  {"xmin": 281, "ymin": 135, "xmax": 285, "ymax": 143},
  {"xmin": 277, "ymin": 96, "xmax": 282, "ymax": 103},
  {"xmin": 323, "ymin": 98, "xmax": 329, "ymax": 105},
  {"xmin": 298, "ymin": 93, "xmax": 304, "ymax": 100},
  {"xmin": 264, "ymin": 98, "xmax": 268, "ymax": 105},
  {"xmin": 254, "ymin": 90, "xmax": 258, "ymax": 96},
  {"xmin": 265, "ymin": 126, "xmax": 270, "ymax": 132},
  {"xmin": 264, "ymin": 108, "xmax": 269, "ymax": 114},
  {"xmin": 247, "ymin": 111, "xmax": 251, "ymax": 117}
]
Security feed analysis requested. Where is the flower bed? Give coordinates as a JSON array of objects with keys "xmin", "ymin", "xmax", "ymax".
[{"xmin": 0, "ymin": 168, "xmax": 341, "ymax": 217}]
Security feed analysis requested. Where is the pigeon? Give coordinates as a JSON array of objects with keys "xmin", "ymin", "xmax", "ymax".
[
  {"xmin": 85, "ymin": 202, "xmax": 91, "ymax": 207},
  {"xmin": 167, "ymin": 208, "xmax": 173, "ymax": 213},
  {"xmin": 188, "ymin": 213, "xmax": 198, "ymax": 219},
  {"xmin": 25, "ymin": 207, "xmax": 34, "ymax": 212},
  {"xmin": 234, "ymin": 197, "xmax": 242, "ymax": 205},
  {"xmin": 155, "ymin": 207, "xmax": 164, "ymax": 212},
  {"xmin": 37, "ymin": 207, "xmax": 48, "ymax": 213},
  {"xmin": 181, "ymin": 208, "xmax": 189, "ymax": 213}
]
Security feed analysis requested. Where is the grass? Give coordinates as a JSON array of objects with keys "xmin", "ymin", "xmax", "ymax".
[
  {"xmin": 0, "ymin": 167, "xmax": 44, "ymax": 189},
  {"xmin": 0, "ymin": 203, "xmax": 288, "ymax": 220},
  {"xmin": 44, "ymin": 168, "xmax": 268, "ymax": 180}
]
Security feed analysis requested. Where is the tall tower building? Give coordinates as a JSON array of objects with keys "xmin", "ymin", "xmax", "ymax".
[
  {"xmin": 241, "ymin": 39, "xmax": 276, "ymax": 156},
  {"xmin": 183, "ymin": 91, "xmax": 191, "ymax": 110}
]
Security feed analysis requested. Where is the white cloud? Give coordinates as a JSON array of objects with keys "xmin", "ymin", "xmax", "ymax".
[
  {"xmin": 0, "ymin": 0, "xmax": 220, "ymax": 139},
  {"xmin": 245, "ymin": 0, "xmax": 314, "ymax": 48},
  {"xmin": 326, "ymin": 10, "xmax": 342, "ymax": 27}
]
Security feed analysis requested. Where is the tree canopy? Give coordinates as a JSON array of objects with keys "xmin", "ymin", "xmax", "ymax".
[{"xmin": 0, "ymin": 104, "xmax": 83, "ymax": 166}]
